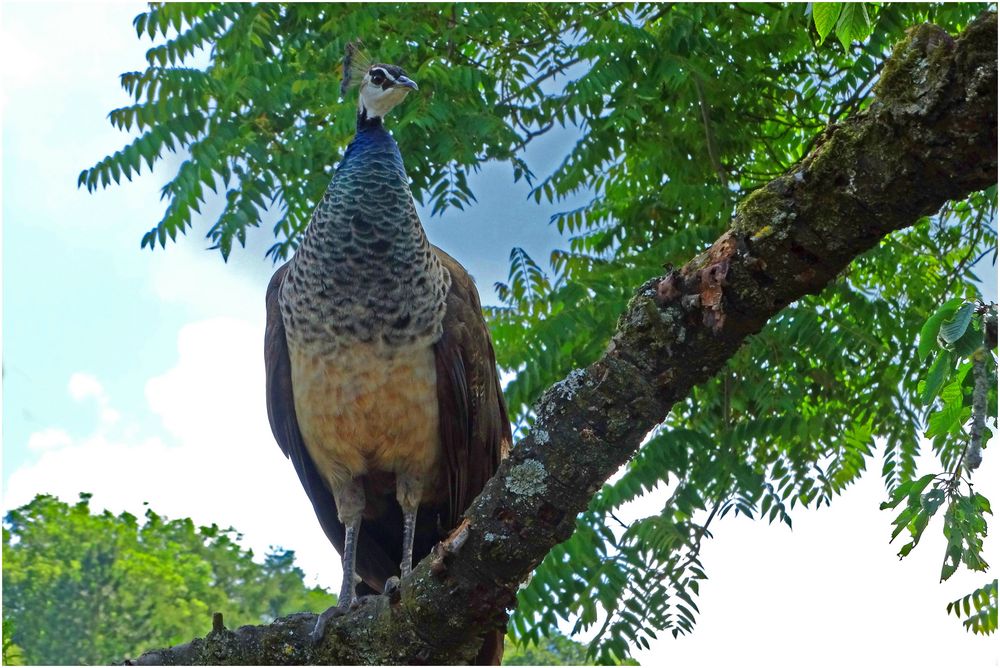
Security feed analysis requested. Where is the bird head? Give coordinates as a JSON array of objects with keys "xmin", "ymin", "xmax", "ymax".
[
  {"xmin": 358, "ymin": 64, "xmax": 418, "ymax": 120},
  {"xmin": 341, "ymin": 42, "xmax": 417, "ymax": 122}
]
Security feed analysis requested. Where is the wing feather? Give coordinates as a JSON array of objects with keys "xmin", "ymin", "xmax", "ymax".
[
  {"xmin": 432, "ymin": 247, "xmax": 511, "ymax": 666},
  {"xmin": 432, "ymin": 247, "xmax": 512, "ymax": 530}
]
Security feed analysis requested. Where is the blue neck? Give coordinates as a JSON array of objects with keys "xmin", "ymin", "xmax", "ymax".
[
  {"xmin": 338, "ymin": 116, "xmax": 405, "ymax": 177},
  {"xmin": 357, "ymin": 109, "xmax": 382, "ymax": 132}
]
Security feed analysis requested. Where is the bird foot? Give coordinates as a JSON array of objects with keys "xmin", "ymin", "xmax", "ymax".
[
  {"xmin": 384, "ymin": 576, "xmax": 402, "ymax": 603},
  {"xmin": 311, "ymin": 600, "xmax": 353, "ymax": 644}
]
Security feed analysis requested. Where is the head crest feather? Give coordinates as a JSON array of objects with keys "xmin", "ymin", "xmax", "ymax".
[{"xmin": 341, "ymin": 40, "xmax": 371, "ymax": 97}]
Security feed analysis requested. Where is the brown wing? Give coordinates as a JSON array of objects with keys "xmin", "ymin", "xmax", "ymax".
[
  {"xmin": 264, "ymin": 263, "xmax": 397, "ymax": 593},
  {"xmin": 432, "ymin": 247, "xmax": 512, "ymax": 666},
  {"xmin": 432, "ymin": 246, "xmax": 512, "ymax": 530}
]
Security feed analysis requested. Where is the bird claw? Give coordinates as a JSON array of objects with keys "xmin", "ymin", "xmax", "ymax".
[
  {"xmin": 383, "ymin": 576, "xmax": 403, "ymax": 603},
  {"xmin": 311, "ymin": 601, "xmax": 352, "ymax": 644}
]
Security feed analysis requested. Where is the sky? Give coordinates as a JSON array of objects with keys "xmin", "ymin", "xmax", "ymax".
[{"xmin": 1, "ymin": 2, "xmax": 997, "ymax": 667}]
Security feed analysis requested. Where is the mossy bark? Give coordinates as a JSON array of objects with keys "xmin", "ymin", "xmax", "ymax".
[{"xmin": 127, "ymin": 12, "xmax": 997, "ymax": 666}]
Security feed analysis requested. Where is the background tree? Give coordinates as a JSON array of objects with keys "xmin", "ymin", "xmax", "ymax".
[
  {"xmin": 502, "ymin": 632, "xmax": 628, "ymax": 666},
  {"xmin": 76, "ymin": 2, "xmax": 997, "ymax": 662},
  {"xmin": 1, "ymin": 493, "xmax": 335, "ymax": 665}
]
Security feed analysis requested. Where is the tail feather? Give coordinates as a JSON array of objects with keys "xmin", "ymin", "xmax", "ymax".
[{"xmin": 474, "ymin": 629, "xmax": 505, "ymax": 666}]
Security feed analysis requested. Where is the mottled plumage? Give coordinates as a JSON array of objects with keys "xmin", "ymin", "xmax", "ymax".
[
  {"xmin": 264, "ymin": 54, "xmax": 510, "ymax": 665},
  {"xmin": 279, "ymin": 122, "xmax": 450, "ymax": 352}
]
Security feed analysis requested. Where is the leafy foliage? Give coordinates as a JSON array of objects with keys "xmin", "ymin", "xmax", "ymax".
[
  {"xmin": 947, "ymin": 580, "xmax": 998, "ymax": 635},
  {"xmin": 81, "ymin": 1, "xmax": 997, "ymax": 660},
  {"xmin": 488, "ymin": 4, "xmax": 996, "ymax": 657},
  {"xmin": 811, "ymin": 3, "xmax": 876, "ymax": 51},
  {"xmin": 880, "ymin": 300, "xmax": 998, "ymax": 632},
  {"xmin": 2, "ymin": 493, "xmax": 335, "ymax": 665},
  {"xmin": 2, "ymin": 613, "xmax": 24, "ymax": 666},
  {"xmin": 80, "ymin": 2, "xmax": 607, "ymax": 259},
  {"xmin": 914, "ymin": 300, "xmax": 997, "ymax": 472},
  {"xmin": 503, "ymin": 632, "xmax": 638, "ymax": 665}
]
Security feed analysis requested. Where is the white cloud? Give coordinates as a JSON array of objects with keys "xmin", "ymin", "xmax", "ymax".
[
  {"xmin": 4, "ymin": 316, "xmax": 344, "ymax": 592},
  {"xmin": 144, "ymin": 317, "xmax": 265, "ymax": 444},
  {"xmin": 101, "ymin": 408, "xmax": 122, "ymax": 426},
  {"xmin": 66, "ymin": 372, "xmax": 122, "ymax": 429},
  {"xmin": 68, "ymin": 372, "xmax": 106, "ymax": 402},
  {"xmin": 147, "ymin": 242, "xmax": 268, "ymax": 320},
  {"xmin": 26, "ymin": 428, "xmax": 73, "ymax": 452}
]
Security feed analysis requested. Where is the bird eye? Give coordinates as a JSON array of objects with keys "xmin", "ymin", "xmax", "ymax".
[{"xmin": 370, "ymin": 72, "xmax": 385, "ymax": 86}]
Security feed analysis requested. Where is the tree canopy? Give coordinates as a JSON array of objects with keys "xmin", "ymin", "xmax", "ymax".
[
  {"xmin": 1, "ymin": 494, "xmax": 335, "ymax": 665},
  {"xmin": 77, "ymin": 2, "xmax": 997, "ymax": 662}
]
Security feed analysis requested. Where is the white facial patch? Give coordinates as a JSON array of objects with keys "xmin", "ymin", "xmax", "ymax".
[{"xmin": 358, "ymin": 71, "xmax": 412, "ymax": 120}]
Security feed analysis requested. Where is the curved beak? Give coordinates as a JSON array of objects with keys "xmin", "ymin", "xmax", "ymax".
[{"xmin": 394, "ymin": 75, "xmax": 418, "ymax": 91}]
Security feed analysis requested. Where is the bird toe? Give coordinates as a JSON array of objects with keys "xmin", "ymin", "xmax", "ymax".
[
  {"xmin": 311, "ymin": 602, "xmax": 351, "ymax": 644},
  {"xmin": 383, "ymin": 576, "xmax": 403, "ymax": 603}
]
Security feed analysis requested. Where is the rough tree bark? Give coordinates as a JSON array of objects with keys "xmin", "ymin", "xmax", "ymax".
[{"xmin": 128, "ymin": 12, "xmax": 997, "ymax": 666}]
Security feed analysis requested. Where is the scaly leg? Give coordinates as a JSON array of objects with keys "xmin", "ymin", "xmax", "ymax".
[
  {"xmin": 396, "ymin": 472, "xmax": 422, "ymax": 580},
  {"xmin": 338, "ymin": 513, "xmax": 362, "ymax": 604},
  {"xmin": 312, "ymin": 478, "xmax": 365, "ymax": 644},
  {"xmin": 400, "ymin": 507, "xmax": 417, "ymax": 580}
]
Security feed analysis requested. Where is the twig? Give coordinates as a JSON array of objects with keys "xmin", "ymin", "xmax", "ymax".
[{"xmin": 693, "ymin": 74, "xmax": 728, "ymax": 188}]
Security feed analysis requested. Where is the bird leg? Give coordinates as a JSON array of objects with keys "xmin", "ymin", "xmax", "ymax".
[
  {"xmin": 396, "ymin": 472, "xmax": 422, "ymax": 580},
  {"xmin": 401, "ymin": 509, "xmax": 417, "ymax": 580},
  {"xmin": 334, "ymin": 478, "xmax": 366, "ymax": 605},
  {"xmin": 312, "ymin": 478, "xmax": 365, "ymax": 644}
]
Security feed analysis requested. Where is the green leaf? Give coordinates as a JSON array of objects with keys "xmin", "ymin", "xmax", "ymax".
[
  {"xmin": 920, "ymin": 350, "xmax": 954, "ymax": 405},
  {"xmin": 940, "ymin": 302, "xmax": 974, "ymax": 344},
  {"xmin": 835, "ymin": 3, "xmax": 871, "ymax": 50},
  {"xmin": 919, "ymin": 298, "xmax": 963, "ymax": 360},
  {"xmin": 962, "ymin": 579, "xmax": 997, "ymax": 635},
  {"xmin": 942, "ymin": 540, "xmax": 963, "ymax": 581},
  {"xmin": 922, "ymin": 488, "xmax": 946, "ymax": 516},
  {"xmin": 881, "ymin": 473, "xmax": 935, "ymax": 510},
  {"xmin": 813, "ymin": 3, "xmax": 843, "ymax": 44},
  {"xmin": 952, "ymin": 324, "xmax": 984, "ymax": 357},
  {"xmin": 972, "ymin": 493, "xmax": 992, "ymax": 515}
]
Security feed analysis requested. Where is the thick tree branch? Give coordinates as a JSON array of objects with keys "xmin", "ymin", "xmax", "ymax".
[{"xmin": 129, "ymin": 13, "xmax": 997, "ymax": 665}]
